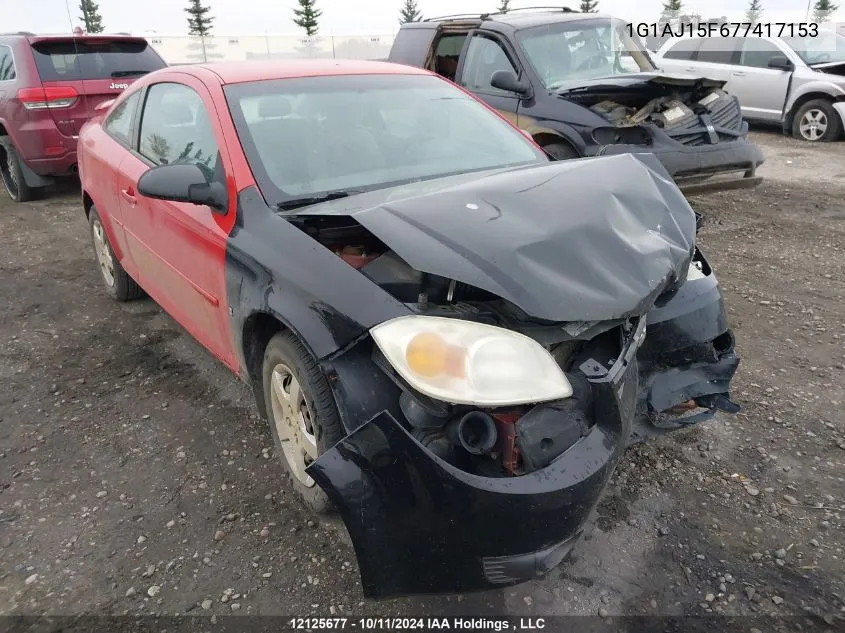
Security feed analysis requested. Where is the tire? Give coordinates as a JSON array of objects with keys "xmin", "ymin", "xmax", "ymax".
[
  {"xmin": 543, "ymin": 141, "xmax": 580, "ymax": 161},
  {"xmin": 791, "ymin": 99, "xmax": 843, "ymax": 142},
  {"xmin": 0, "ymin": 141, "xmax": 44, "ymax": 202},
  {"xmin": 262, "ymin": 331, "xmax": 346, "ymax": 514},
  {"xmin": 88, "ymin": 206, "xmax": 144, "ymax": 301}
]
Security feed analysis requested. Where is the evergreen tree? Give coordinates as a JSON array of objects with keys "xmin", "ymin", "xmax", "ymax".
[
  {"xmin": 497, "ymin": 0, "xmax": 510, "ymax": 11},
  {"xmin": 79, "ymin": 0, "xmax": 104, "ymax": 33},
  {"xmin": 745, "ymin": 0, "xmax": 763, "ymax": 23},
  {"xmin": 662, "ymin": 0, "xmax": 683, "ymax": 15},
  {"xmin": 399, "ymin": 0, "xmax": 422, "ymax": 24},
  {"xmin": 812, "ymin": 0, "xmax": 838, "ymax": 23},
  {"xmin": 579, "ymin": 0, "xmax": 599, "ymax": 11},
  {"xmin": 185, "ymin": 0, "xmax": 214, "ymax": 36},
  {"xmin": 293, "ymin": 0, "xmax": 322, "ymax": 37}
]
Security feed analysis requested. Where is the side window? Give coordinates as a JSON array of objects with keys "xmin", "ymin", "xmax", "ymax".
[
  {"xmin": 663, "ymin": 38, "xmax": 702, "ymax": 60},
  {"xmin": 139, "ymin": 83, "xmax": 221, "ymax": 183},
  {"xmin": 739, "ymin": 38, "xmax": 784, "ymax": 68},
  {"xmin": 432, "ymin": 34, "xmax": 467, "ymax": 81},
  {"xmin": 460, "ymin": 35, "xmax": 517, "ymax": 93},
  {"xmin": 696, "ymin": 37, "xmax": 740, "ymax": 64},
  {"xmin": 103, "ymin": 91, "xmax": 141, "ymax": 146},
  {"xmin": 0, "ymin": 45, "xmax": 16, "ymax": 81}
]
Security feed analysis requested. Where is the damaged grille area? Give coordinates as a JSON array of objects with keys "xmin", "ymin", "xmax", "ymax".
[{"xmin": 666, "ymin": 94, "xmax": 744, "ymax": 146}]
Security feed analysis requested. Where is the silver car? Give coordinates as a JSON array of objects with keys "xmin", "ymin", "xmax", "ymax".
[{"xmin": 654, "ymin": 30, "xmax": 845, "ymax": 142}]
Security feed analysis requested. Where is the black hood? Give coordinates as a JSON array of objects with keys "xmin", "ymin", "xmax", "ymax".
[
  {"xmin": 288, "ymin": 153, "xmax": 696, "ymax": 322},
  {"xmin": 554, "ymin": 72, "xmax": 725, "ymax": 94}
]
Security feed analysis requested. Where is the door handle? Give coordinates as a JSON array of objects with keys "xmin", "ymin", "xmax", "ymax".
[
  {"xmin": 733, "ymin": 71, "xmax": 746, "ymax": 77},
  {"xmin": 684, "ymin": 67, "xmax": 697, "ymax": 72},
  {"xmin": 120, "ymin": 188, "xmax": 137, "ymax": 206}
]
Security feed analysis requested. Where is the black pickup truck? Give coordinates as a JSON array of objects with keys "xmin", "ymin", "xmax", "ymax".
[{"xmin": 387, "ymin": 7, "xmax": 765, "ymax": 195}]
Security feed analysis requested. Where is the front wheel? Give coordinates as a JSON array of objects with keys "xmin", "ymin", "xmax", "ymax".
[
  {"xmin": 262, "ymin": 331, "xmax": 346, "ymax": 514},
  {"xmin": 792, "ymin": 99, "xmax": 843, "ymax": 142},
  {"xmin": 543, "ymin": 142, "xmax": 580, "ymax": 161}
]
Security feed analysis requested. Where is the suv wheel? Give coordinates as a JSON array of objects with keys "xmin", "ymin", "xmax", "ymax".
[
  {"xmin": 0, "ymin": 142, "xmax": 44, "ymax": 202},
  {"xmin": 792, "ymin": 99, "xmax": 843, "ymax": 142}
]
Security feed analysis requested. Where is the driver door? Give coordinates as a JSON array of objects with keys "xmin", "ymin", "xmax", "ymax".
[{"xmin": 455, "ymin": 32, "xmax": 524, "ymax": 128}]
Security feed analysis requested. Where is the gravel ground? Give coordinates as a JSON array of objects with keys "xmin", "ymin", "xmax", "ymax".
[{"xmin": 0, "ymin": 131, "xmax": 843, "ymax": 621}]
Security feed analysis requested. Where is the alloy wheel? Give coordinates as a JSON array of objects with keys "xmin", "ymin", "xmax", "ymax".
[
  {"xmin": 799, "ymin": 109, "xmax": 828, "ymax": 141},
  {"xmin": 92, "ymin": 219, "xmax": 116, "ymax": 287},
  {"xmin": 269, "ymin": 362, "xmax": 318, "ymax": 487},
  {"xmin": 1, "ymin": 150, "xmax": 19, "ymax": 199}
]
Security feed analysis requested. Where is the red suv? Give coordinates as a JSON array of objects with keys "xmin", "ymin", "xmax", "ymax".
[{"xmin": 0, "ymin": 32, "xmax": 166, "ymax": 202}]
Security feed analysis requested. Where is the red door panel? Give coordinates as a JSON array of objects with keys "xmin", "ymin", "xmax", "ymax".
[{"xmin": 117, "ymin": 76, "xmax": 237, "ymax": 370}]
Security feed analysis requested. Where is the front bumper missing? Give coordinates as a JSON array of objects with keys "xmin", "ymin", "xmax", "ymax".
[{"xmin": 306, "ymin": 330, "xmax": 641, "ymax": 598}]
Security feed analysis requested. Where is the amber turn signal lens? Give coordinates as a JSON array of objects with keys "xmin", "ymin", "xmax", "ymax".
[{"xmin": 405, "ymin": 332, "xmax": 465, "ymax": 378}]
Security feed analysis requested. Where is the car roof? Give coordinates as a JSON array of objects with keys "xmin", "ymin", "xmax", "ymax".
[
  {"xmin": 415, "ymin": 9, "xmax": 615, "ymax": 31},
  {"xmin": 193, "ymin": 59, "xmax": 431, "ymax": 84}
]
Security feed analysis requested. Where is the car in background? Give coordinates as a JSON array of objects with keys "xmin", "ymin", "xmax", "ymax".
[
  {"xmin": 655, "ymin": 30, "xmax": 845, "ymax": 142},
  {"xmin": 0, "ymin": 32, "xmax": 166, "ymax": 202},
  {"xmin": 388, "ymin": 7, "xmax": 764, "ymax": 194},
  {"xmin": 78, "ymin": 59, "xmax": 740, "ymax": 597}
]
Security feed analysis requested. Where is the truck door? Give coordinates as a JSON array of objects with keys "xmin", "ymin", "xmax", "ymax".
[{"xmin": 454, "ymin": 31, "xmax": 523, "ymax": 128}]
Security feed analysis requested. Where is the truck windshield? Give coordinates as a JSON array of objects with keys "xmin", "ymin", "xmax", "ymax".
[
  {"xmin": 225, "ymin": 73, "xmax": 547, "ymax": 206},
  {"xmin": 516, "ymin": 18, "xmax": 657, "ymax": 90},
  {"xmin": 783, "ymin": 31, "xmax": 845, "ymax": 65}
]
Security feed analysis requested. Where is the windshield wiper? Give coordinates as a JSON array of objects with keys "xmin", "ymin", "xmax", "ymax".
[
  {"xmin": 276, "ymin": 190, "xmax": 357, "ymax": 211},
  {"xmin": 110, "ymin": 70, "xmax": 151, "ymax": 78}
]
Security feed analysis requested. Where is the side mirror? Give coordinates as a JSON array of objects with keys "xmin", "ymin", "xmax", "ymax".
[
  {"xmin": 138, "ymin": 163, "xmax": 227, "ymax": 212},
  {"xmin": 490, "ymin": 69, "xmax": 530, "ymax": 96},
  {"xmin": 767, "ymin": 55, "xmax": 794, "ymax": 71}
]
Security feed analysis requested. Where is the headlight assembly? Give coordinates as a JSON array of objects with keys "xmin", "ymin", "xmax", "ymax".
[{"xmin": 370, "ymin": 315, "xmax": 572, "ymax": 406}]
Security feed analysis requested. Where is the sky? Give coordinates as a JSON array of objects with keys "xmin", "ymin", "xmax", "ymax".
[{"xmin": 5, "ymin": 0, "xmax": 843, "ymax": 36}]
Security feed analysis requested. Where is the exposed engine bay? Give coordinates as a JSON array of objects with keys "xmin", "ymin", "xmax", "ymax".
[
  {"xmin": 589, "ymin": 88, "xmax": 730, "ymax": 130},
  {"xmin": 290, "ymin": 212, "xmax": 737, "ymax": 479}
]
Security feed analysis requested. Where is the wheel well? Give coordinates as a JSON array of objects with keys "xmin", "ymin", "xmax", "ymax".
[
  {"xmin": 786, "ymin": 92, "xmax": 835, "ymax": 128},
  {"xmin": 82, "ymin": 191, "xmax": 94, "ymax": 218},
  {"xmin": 532, "ymin": 132, "xmax": 579, "ymax": 156},
  {"xmin": 0, "ymin": 123, "xmax": 7, "ymax": 136},
  {"xmin": 242, "ymin": 312, "xmax": 287, "ymax": 419}
]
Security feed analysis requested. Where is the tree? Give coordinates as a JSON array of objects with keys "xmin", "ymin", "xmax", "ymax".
[
  {"xmin": 745, "ymin": 0, "xmax": 763, "ymax": 23},
  {"xmin": 185, "ymin": 0, "xmax": 214, "ymax": 37},
  {"xmin": 399, "ymin": 0, "xmax": 422, "ymax": 24},
  {"xmin": 579, "ymin": 0, "xmax": 599, "ymax": 11},
  {"xmin": 812, "ymin": 0, "xmax": 838, "ymax": 23},
  {"xmin": 293, "ymin": 0, "xmax": 322, "ymax": 37},
  {"xmin": 497, "ymin": 0, "xmax": 511, "ymax": 11},
  {"xmin": 662, "ymin": 0, "xmax": 683, "ymax": 15},
  {"xmin": 79, "ymin": 0, "xmax": 104, "ymax": 34}
]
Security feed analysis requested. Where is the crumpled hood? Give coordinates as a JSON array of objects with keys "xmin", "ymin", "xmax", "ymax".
[
  {"xmin": 289, "ymin": 153, "xmax": 697, "ymax": 322},
  {"xmin": 555, "ymin": 72, "xmax": 725, "ymax": 94}
]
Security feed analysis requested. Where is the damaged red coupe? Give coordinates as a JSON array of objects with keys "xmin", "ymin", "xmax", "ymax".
[{"xmin": 77, "ymin": 60, "xmax": 741, "ymax": 598}]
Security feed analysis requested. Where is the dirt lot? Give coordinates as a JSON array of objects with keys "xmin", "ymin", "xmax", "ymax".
[{"xmin": 1, "ymin": 131, "xmax": 843, "ymax": 622}]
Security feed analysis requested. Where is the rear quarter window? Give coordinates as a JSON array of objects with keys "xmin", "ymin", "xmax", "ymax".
[
  {"xmin": 31, "ymin": 39, "xmax": 166, "ymax": 81},
  {"xmin": 0, "ymin": 45, "xmax": 15, "ymax": 81}
]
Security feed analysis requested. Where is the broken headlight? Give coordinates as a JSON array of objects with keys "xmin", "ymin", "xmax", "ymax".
[{"xmin": 370, "ymin": 315, "xmax": 572, "ymax": 406}]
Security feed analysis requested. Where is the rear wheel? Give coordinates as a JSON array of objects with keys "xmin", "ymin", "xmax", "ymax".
[
  {"xmin": 543, "ymin": 142, "xmax": 580, "ymax": 161},
  {"xmin": 792, "ymin": 99, "xmax": 842, "ymax": 142},
  {"xmin": 88, "ymin": 206, "xmax": 144, "ymax": 301},
  {"xmin": 0, "ymin": 142, "xmax": 43, "ymax": 202},
  {"xmin": 262, "ymin": 331, "xmax": 346, "ymax": 514}
]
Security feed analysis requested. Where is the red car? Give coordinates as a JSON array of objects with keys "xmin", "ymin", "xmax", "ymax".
[
  {"xmin": 0, "ymin": 33, "xmax": 166, "ymax": 201},
  {"xmin": 78, "ymin": 60, "xmax": 740, "ymax": 598}
]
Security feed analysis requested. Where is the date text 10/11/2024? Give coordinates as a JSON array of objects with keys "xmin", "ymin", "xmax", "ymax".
[
  {"xmin": 287, "ymin": 617, "xmax": 549, "ymax": 631},
  {"xmin": 627, "ymin": 21, "xmax": 820, "ymax": 39}
]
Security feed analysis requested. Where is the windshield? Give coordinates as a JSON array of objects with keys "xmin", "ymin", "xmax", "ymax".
[
  {"xmin": 225, "ymin": 74, "xmax": 547, "ymax": 206},
  {"xmin": 783, "ymin": 31, "xmax": 845, "ymax": 65},
  {"xmin": 516, "ymin": 18, "xmax": 657, "ymax": 90}
]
